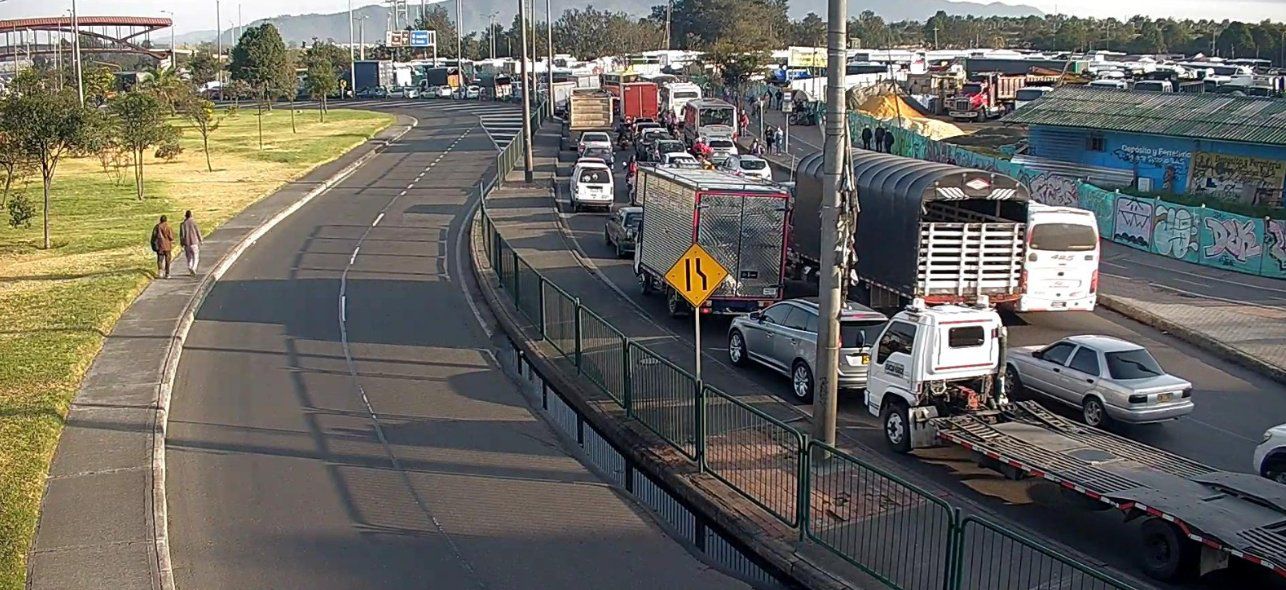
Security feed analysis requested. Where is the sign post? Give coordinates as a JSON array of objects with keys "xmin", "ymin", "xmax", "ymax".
[{"xmin": 664, "ymin": 243, "xmax": 729, "ymax": 467}]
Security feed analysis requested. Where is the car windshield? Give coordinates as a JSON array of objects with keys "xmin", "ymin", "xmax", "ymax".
[
  {"xmin": 1015, "ymin": 88, "xmax": 1048, "ymax": 101},
  {"xmin": 583, "ymin": 133, "xmax": 609, "ymax": 143},
  {"xmin": 699, "ymin": 108, "xmax": 734, "ymax": 126},
  {"xmin": 674, "ymin": 91, "xmax": 699, "ymax": 99},
  {"xmin": 623, "ymin": 212, "xmax": 642, "ymax": 227},
  {"xmin": 658, "ymin": 141, "xmax": 684, "ymax": 152},
  {"xmin": 1105, "ymin": 349, "xmax": 1165, "ymax": 380},
  {"xmin": 740, "ymin": 159, "xmax": 767, "ymax": 170},
  {"xmin": 841, "ymin": 319, "xmax": 886, "ymax": 348},
  {"xmin": 583, "ymin": 149, "xmax": 611, "ymax": 160},
  {"xmin": 710, "ymin": 139, "xmax": 734, "ymax": 149},
  {"xmin": 578, "ymin": 169, "xmax": 610, "ymax": 184},
  {"xmin": 1030, "ymin": 222, "xmax": 1098, "ymax": 252}
]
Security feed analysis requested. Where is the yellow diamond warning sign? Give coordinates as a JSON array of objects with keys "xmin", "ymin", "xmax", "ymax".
[{"xmin": 664, "ymin": 244, "xmax": 729, "ymax": 308}]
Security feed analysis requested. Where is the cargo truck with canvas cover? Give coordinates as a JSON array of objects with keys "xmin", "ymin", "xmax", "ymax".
[
  {"xmin": 633, "ymin": 167, "xmax": 790, "ymax": 316},
  {"xmin": 793, "ymin": 151, "xmax": 1029, "ymax": 311}
]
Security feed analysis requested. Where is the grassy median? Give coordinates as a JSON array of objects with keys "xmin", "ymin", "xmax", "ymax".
[{"xmin": 0, "ymin": 106, "xmax": 394, "ymax": 588}]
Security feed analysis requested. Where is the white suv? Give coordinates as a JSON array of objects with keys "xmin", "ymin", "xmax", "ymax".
[
  {"xmin": 570, "ymin": 159, "xmax": 614, "ymax": 212},
  {"xmin": 1254, "ymin": 423, "xmax": 1286, "ymax": 483}
]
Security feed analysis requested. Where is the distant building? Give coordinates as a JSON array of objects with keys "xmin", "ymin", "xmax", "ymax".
[{"xmin": 1006, "ymin": 86, "xmax": 1286, "ymax": 206}]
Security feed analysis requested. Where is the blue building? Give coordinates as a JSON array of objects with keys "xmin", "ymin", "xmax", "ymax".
[{"xmin": 1006, "ymin": 87, "xmax": 1286, "ymax": 207}]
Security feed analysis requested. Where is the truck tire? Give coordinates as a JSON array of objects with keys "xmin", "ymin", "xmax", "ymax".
[
  {"xmin": 1140, "ymin": 517, "xmax": 1198, "ymax": 582},
  {"xmin": 641, "ymin": 275, "xmax": 656, "ymax": 296},
  {"xmin": 666, "ymin": 289, "xmax": 690, "ymax": 317},
  {"xmin": 882, "ymin": 400, "xmax": 912, "ymax": 453}
]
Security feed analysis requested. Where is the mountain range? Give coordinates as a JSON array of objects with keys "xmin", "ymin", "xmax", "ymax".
[{"xmin": 173, "ymin": 0, "xmax": 1042, "ymax": 47}]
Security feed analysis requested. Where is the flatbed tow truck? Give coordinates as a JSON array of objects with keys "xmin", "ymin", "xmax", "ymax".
[
  {"xmin": 864, "ymin": 301, "xmax": 1286, "ymax": 584},
  {"xmin": 935, "ymin": 401, "xmax": 1286, "ymax": 583}
]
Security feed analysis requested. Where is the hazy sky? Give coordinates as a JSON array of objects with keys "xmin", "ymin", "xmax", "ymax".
[{"xmin": 0, "ymin": 0, "xmax": 1282, "ymax": 34}]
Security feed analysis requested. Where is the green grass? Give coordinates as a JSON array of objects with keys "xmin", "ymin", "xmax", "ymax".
[{"xmin": 0, "ymin": 106, "xmax": 393, "ymax": 589}]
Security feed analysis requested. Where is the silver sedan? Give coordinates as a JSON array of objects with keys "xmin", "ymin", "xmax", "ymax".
[
  {"xmin": 1005, "ymin": 335, "xmax": 1194, "ymax": 428},
  {"xmin": 727, "ymin": 298, "xmax": 887, "ymax": 403}
]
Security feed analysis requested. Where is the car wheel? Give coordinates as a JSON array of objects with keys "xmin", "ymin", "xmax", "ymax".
[
  {"xmin": 1140, "ymin": 518, "xmax": 1197, "ymax": 582},
  {"xmin": 604, "ymin": 228, "xmax": 612, "ymax": 246},
  {"xmin": 791, "ymin": 361, "xmax": 814, "ymax": 403},
  {"xmin": 1082, "ymin": 397, "xmax": 1109, "ymax": 428},
  {"xmin": 728, "ymin": 330, "xmax": 749, "ymax": 367},
  {"xmin": 1005, "ymin": 365, "xmax": 1025, "ymax": 401},
  {"xmin": 615, "ymin": 244, "xmax": 626, "ymax": 259},
  {"xmin": 1265, "ymin": 459, "xmax": 1286, "ymax": 484},
  {"xmin": 640, "ymin": 275, "xmax": 656, "ymax": 295},
  {"xmin": 882, "ymin": 400, "xmax": 911, "ymax": 453}
]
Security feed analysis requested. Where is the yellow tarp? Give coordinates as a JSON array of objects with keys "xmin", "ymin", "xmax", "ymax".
[{"xmin": 854, "ymin": 93, "xmax": 966, "ymax": 141}]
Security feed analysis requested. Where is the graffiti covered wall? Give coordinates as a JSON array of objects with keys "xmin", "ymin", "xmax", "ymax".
[
  {"xmin": 1188, "ymin": 152, "xmax": 1286, "ymax": 206},
  {"xmin": 849, "ymin": 111, "xmax": 1286, "ymax": 280}
]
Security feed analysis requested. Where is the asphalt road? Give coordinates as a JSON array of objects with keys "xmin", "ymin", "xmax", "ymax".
[
  {"xmin": 552, "ymin": 141, "xmax": 1286, "ymax": 589},
  {"xmin": 165, "ymin": 101, "xmax": 746, "ymax": 589}
]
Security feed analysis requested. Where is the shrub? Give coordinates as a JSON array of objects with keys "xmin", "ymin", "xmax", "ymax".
[
  {"xmin": 155, "ymin": 141, "xmax": 184, "ymax": 162},
  {"xmin": 8, "ymin": 192, "xmax": 35, "ymax": 228}
]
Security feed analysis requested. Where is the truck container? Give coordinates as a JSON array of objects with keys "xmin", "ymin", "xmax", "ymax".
[
  {"xmin": 550, "ymin": 80, "xmax": 578, "ymax": 116},
  {"xmin": 353, "ymin": 60, "xmax": 394, "ymax": 92},
  {"xmin": 620, "ymin": 81, "xmax": 660, "ymax": 121},
  {"xmin": 793, "ymin": 151, "xmax": 1029, "ymax": 310},
  {"xmin": 634, "ymin": 167, "xmax": 790, "ymax": 316},
  {"xmin": 567, "ymin": 89, "xmax": 614, "ymax": 133}
]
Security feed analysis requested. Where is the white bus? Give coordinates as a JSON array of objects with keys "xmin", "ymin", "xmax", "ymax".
[
  {"xmin": 659, "ymin": 82, "xmax": 702, "ymax": 117},
  {"xmin": 681, "ymin": 99, "xmax": 737, "ymax": 145},
  {"xmin": 1015, "ymin": 204, "xmax": 1100, "ymax": 312}
]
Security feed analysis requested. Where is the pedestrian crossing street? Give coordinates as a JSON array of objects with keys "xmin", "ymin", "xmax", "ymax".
[{"xmin": 283, "ymin": 99, "xmax": 526, "ymax": 150}]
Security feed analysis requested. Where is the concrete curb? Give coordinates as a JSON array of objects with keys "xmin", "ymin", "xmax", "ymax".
[
  {"xmin": 467, "ymin": 198, "xmax": 856, "ymax": 590},
  {"xmin": 148, "ymin": 115, "xmax": 417, "ymax": 589},
  {"xmin": 1097, "ymin": 294, "xmax": 1286, "ymax": 386}
]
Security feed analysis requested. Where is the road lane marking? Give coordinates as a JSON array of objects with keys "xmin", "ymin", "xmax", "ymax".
[
  {"xmin": 399, "ymin": 190, "xmax": 408, "ymax": 196},
  {"xmin": 349, "ymin": 247, "xmax": 360, "ymax": 264},
  {"xmin": 372, "ymin": 213, "xmax": 384, "ymax": 227}
]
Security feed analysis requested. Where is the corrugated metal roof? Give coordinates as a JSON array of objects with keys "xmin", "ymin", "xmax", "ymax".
[{"xmin": 1004, "ymin": 86, "xmax": 1286, "ymax": 147}]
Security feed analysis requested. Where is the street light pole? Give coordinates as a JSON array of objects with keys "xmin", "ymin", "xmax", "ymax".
[
  {"xmin": 813, "ymin": 0, "xmax": 849, "ymax": 450},
  {"xmin": 359, "ymin": 16, "xmax": 367, "ymax": 60},
  {"xmin": 161, "ymin": 10, "xmax": 175, "ymax": 69},
  {"xmin": 348, "ymin": 0, "xmax": 357, "ymax": 97},
  {"xmin": 545, "ymin": 0, "xmax": 553, "ymax": 96},
  {"xmin": 71, "ymin": 0, "xmax": 83, "ymax": 106},
  {"xmin": 665, "ymin": 1, "xmax": 671, "ymax": 51},
  {"xmin": 455, "ymin": 0, "xmax": 462, "ymax": 70},
  {"xmin": 216, "ymin": 0, "xmax": 222, "ymax": 83},
  {"xmin": 518, "ymin": 0, "xmax": 534, "ymax": 183}
]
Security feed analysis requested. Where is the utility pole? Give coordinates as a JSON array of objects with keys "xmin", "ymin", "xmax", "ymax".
[
  {"xmin": 72, "ymin": 0, "xmax": 83, "ymax": 106},
  {"xmin": 545, "ymin": 0, "xmax": 554, "ymax": 96},
  {"xmin": 518, "ymin": 0, "xmax": 534, "ymax": 183},
  {"xmin": 489, "ymin": 12, "xmax": 498, "ymax": 59},
  {"xmin": 665, "ymin": 1, "xmax": 671, "ymax": 51},
  {"xmin": 161, "ymin": 10, "xmax": 175, "ymax": 69},
  {"xmin": 216, "ymin": 0, "xmax": 222, "ymax": 83},
  {"xmin": 933, "ymin": 25, "xmax": 939, "ymax": 50},
  {"xmin": 359, "ymin": 16, "xmax": 367, "ymax": 60},
  {"xmin": 455, "ymin": 0, "xmax": 462, "ymax": 69},
  {"xmin": 348, "ymin": 0, "xmax": 357, "ymax": 97},
  {"xmin": 813, "ymin": 0, "xmax": 848, "ymax": 450}
]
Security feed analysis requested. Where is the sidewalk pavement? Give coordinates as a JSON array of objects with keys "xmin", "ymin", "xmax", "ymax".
[
  {"xmin": 25, "ymin": 117, "xmax": 415, "ymax": 590},
  {"xmin": 739, "ymin": 119, "xmax": 1286, "ymax": 384}
]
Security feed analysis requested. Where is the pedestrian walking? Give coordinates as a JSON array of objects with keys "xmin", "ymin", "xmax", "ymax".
[
  {"xmin": 882, "ymin": 131, "xmax": 896, "ymax": 155},
  {"xmin": 150, "ymin": 215, "xmax": 175, "ymax": 279},
  {"xmin": 874, "ymin": 126, "xmax": 887, "ymax": 153},
  {"xmin": 739, "ymin": 111, "xmax": 750, "ymax": 135},
  {"xmin": 764, "ymin": 127, "xmax": 776, "ymax": 154},
  {"xmin": 861, "ymin": 126, "xmax": 873, "ymax": 150},
  {"xmin": 180, "ymin": 210, "xmax": 202, "ymax": 276},
  {"xmin": 774, "ymin": 126, "xmax": 785, "ymax": 154}
]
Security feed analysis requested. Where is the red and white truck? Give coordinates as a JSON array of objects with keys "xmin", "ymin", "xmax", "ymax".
[
  {"xmin": 948, "ymin": 72, "xmax": 1028, "ymax": 120},
  {"xmin": 619, "ymin": 81, "xmax": 659, "ymax": 122}
]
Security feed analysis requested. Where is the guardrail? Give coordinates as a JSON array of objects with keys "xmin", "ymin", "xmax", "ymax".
[{"xmin": 476, "ymin": 105, "xmax": 1138, "ymax": 590}]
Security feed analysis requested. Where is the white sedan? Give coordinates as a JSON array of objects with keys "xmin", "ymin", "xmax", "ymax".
[
  {"xmin": 1254, "ymin": 423, "xmax": 1286, "ymax": 483},
  {"xmin": 719, "ymin": 155, "xmax": 773, "ymax": 181}
]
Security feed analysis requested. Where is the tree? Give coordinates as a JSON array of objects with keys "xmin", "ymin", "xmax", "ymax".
[
  {"xmin": 791, "ymin": 13, "xmax": 825, "ymax": 47},
  {"xmin": 188, "ymin": 50, "xmax": 221, "ymax": 87},
  {"xmin": 229, "ymin": 23, "xmax": 291, "ymax": 149},
  {"xmin": 702, "ymin": 41, "xmax": 768, "ymax": 93},
  {"xmin": 0, "ymin": 131, "xmax": 33, "ymax": 207},
  {"xmin": 81, "ymin": 65, "xmax": 117, "ymax": 106},
  {"xmin": 142, "ymin": 65, "xmax": 187, "ymax": 113},
  {"xmin": 179, "ymin": 91, "xmax": 222, "ymax": 172},
  {"xmin": 1217, "ymin": 22, "xmax": 1255, "ymax": 58},
  {"xmin": 109, "ymin": 90, "xmax": 179, "ymax": 200},
  {"xmin": 304, "ymin": 56, "xmax": 339, "ymax": 122},
  {"xmin": 0, "ymin": 90, "xmax": 94, "ymax": 248}
]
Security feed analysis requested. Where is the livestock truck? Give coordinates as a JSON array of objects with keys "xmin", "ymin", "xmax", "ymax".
[
  {"xmin": 634, "ymin": 167, "xmax": 790, "ymax": 317},
  {"xmin": 792, "ymin": 151, "xmax": 1029, "ymax": 312}
]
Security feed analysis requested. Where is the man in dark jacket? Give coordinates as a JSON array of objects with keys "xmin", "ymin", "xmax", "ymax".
[
  {"xmin": 860, "ymin": 126, "xmax": 873, "ymax": 150},
  {"xmin": 150, "ymin": 215, "xmax": 175, "ymax": 279},
  {"xmin": 874, "ymin": 126, "xmax": 887, "ymax": 153},
  {"xmin": 882, "ymin": 130, "xmax": 896, "ymax": 155}
]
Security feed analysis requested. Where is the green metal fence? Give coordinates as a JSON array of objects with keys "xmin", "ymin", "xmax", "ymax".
[
  {"xmin": 702, "ymin": 385, "xmax": 805, "ymax": 528},
  {"xmin": 476, "ymin": 103, "xmax": 1137, "ymax": 590}
]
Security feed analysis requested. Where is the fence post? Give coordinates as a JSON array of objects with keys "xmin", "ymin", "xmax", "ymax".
[
  {"xmin": 622, "ymin": 336, "xmax": 632, "ymax": 418},
  {"xmin": 695, "ymin": 383, "xmax": 706, "ymax": 473},
  {"xmin": 538, "ymin": 277, "xmax": 547, "ymax": 340},
  {"xmin": 510, "ymin": 250, "xmax": 520, "ymax": 297},
  {"xmin": 574, "ymin": 298, "xmax": 583, "ymax": 374},
  {"xmin": 797, "ymin": 438, "xmax": 811, "ymax": 542},
  {"xmin": 946, "ymin": 508, "xmax": 964, "ymax": 590}
]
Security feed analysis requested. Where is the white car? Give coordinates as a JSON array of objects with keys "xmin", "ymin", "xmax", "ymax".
[
  {"xmin": 708, "ymin": 137, "xmax": 739, "ymax": 164},
  {"xmin": 435, "ymin": 85, "xmax": 454, "ymax": 99},
  {"xmin": 661, "ymin": 152, "xmax": 702, "ymax": 169},
  {"xmin": 570, "ymin": 159, "xmax": 614, "ymax": 212},
  {"xmin": 578, "ymin": 131, "xmax": 612, "ymax": 154},
  {"xmin": 466, "ymin": 85, "xmax": 481, "ymax": 99},
  {"xmin": 402, "ymin": 86, "xmax": 421, "ymax": 99},
  {"xmin": 1254, "ymin": 423, "xmax": 1286, "ymax": 483},
  {"xmin": 719, "ymin": 155, "xmax": 772, "ymax": 181}
]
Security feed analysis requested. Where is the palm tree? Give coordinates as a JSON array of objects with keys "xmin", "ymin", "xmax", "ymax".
[{"xmin": 141, "ymin": 65, "xmax": 186, "ymax": 113}]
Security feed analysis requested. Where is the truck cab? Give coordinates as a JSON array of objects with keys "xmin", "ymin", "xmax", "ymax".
[{"xmin": 865, "ymin": 301, "xmax": 1007, "ymax": 451}]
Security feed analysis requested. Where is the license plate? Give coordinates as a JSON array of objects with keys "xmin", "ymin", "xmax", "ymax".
[
  {"xmin": 845, "ymin": 354, "xmax": 869, "ymax": 366},
  {"xmin": 1157, "ymin": 392, "xmax": 1173, "ymax": 403},
  {"xmin": 949, "ymin": 111, "xmax": 975, "ymax": 118},
  {"xmin": 1051, "ymin": 301, "xmax": 1067, "ymax": 308}
]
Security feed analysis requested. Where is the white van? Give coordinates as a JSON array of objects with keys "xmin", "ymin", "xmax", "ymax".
[
  {"xmin": 1016, "ymin": 204, "xmax": 1099, "ymax": 312},
  {"xmin": 1088, "ymin": 79, "xmax": 1130, "ymax": 90},
  {"xmin": 570, "ymin": 159, "xmax": 614, "ymax": 212}
]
